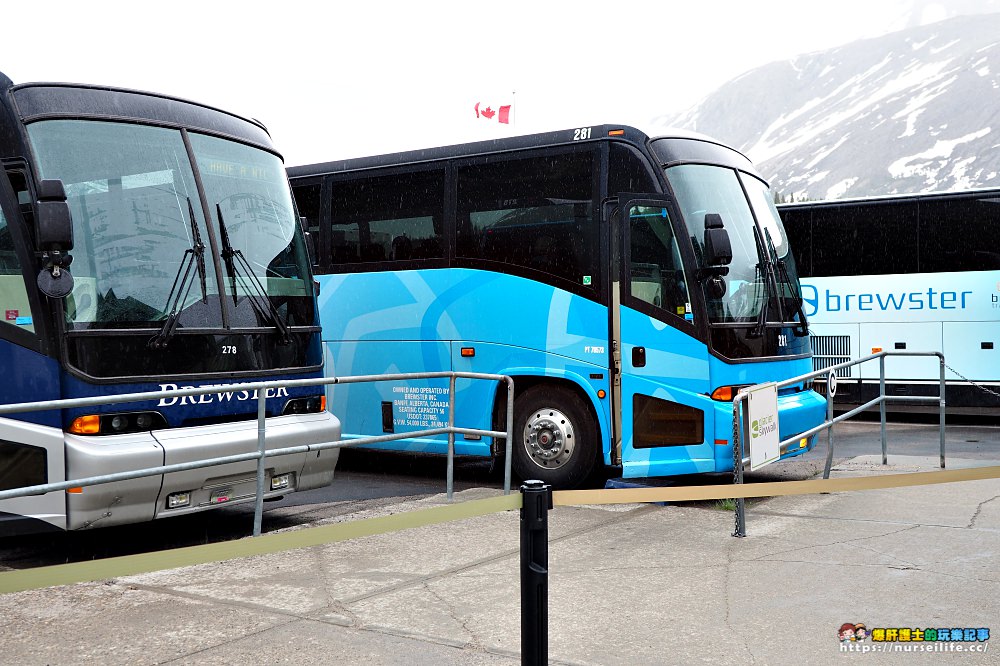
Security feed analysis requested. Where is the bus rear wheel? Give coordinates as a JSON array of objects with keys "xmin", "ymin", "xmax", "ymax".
[{"xmin": 512, "ymin": 385, "xmax": 598, "ymax": 488}]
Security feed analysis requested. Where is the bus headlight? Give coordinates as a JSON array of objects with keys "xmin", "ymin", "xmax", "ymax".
[
  {"xmin": 710, "ymin": 385, "xmax": 750, "ymax": 402},
  {"xmin": 69, "ymin": 411, "xmax": 168, "ymax": 435},
  {"xmin": 282, "ymin": 395, "xmax": 326, "ymax": 415}
]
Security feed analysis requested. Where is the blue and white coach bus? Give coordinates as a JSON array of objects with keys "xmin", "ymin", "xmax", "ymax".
[
  {"xmin": 289, "ymin": 125, "xmax": 825, "ymax": 487},
  {"xmin": 780, "ymin": 189, "xmax": 1000, "ymax": 413},
  {"xmin": 0, "ymin": 72, "xmax": 340, "ymax": 533}
]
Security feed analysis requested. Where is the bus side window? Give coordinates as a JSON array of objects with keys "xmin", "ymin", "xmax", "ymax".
[
  {"xmin": 292, "ymin": 183, "xmax": 322, "ymax": 267},
  {"xmin": 330, "ymin": 169, "xmax": 444, "ymax": 268},
  {"xmin": 628, "ymin": 206, "xmax": 691, "ymax": 323},
  {"xmin": 609, "ymin": 143, "xmax": 659, "ymax": 195},
  {"xmin": 456, "ymin": 149, "xmax": 596, "ymax": 288}
]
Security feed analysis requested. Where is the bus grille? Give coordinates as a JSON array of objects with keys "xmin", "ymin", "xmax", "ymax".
[{"xmin": 812, "ymin": 335, "xmax": 851, "ymax": 378}]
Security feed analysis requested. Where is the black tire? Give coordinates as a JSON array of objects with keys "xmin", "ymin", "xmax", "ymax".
[{"xmin": 512, "ymin": 385, "xmax": 598, "ymax": 488}]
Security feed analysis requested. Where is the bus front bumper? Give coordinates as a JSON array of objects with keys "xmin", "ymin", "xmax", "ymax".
[{"xmin": 64, "ymin": 411, "xmax": 341, "ymax": 530}]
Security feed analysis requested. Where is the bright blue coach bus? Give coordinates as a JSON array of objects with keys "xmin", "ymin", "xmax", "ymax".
[
  {"xmin": 289, "ymin": 125, "xmax": 824, "ymax": 487},
  {"xmin": 0, "ymin": 72, "xmax": 339, "ymax": 533}
]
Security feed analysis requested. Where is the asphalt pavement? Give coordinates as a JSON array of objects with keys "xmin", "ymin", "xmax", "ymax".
[{"xmin": 0, "ymin": 447, "xmax": 997, "ymax": 665}]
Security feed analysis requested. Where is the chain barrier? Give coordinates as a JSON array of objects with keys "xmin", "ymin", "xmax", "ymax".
[{"xmin": 944, "ymin": 362, "xmax": 1000, "ymax": 402}]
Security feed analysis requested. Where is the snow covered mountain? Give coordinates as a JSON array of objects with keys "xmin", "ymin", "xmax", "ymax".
[{"xmin": 656, "ymin": 13, "xmax": 1000, "ymax": 200}]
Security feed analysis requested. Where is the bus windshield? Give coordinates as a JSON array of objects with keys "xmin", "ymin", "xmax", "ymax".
[
  {"xmin": 27, "ymin": 120, "xmax": 312, "ymax": 330},
  {"xmin": 667, "ymin": 164, "xmax": 803, "ymax": 326},
  {"xmin": 190, "ymin": 132, "xmax": 313, "ymax": 326}
]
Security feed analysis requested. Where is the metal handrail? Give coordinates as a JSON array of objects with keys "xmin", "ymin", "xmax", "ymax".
[
  {"xmin": 731, "ymin": 350, "xmax": 946, "ymax": 537},
  {"xmin": 0, "ymin": 371, "xmax": 515, "ymax": 537}
]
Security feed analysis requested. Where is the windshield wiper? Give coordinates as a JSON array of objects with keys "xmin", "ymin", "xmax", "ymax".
[
  {"xmin": 749, "ymin": 226, "xmax": 776, "ymax": 339},
  {"xmin": 764, "ymin": 229, "xmax": 808, "ymax": 336},
  {"xmin": 148, "ymin": 198, "xmax": 207, "ymax": 350},
  {"xmin": 216, "ymin": 203, "xmax": 290, "ymax": 344}
]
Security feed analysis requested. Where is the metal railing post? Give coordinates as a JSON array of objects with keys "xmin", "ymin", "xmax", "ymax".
[
  {"xmin": 505, "ymin": 377, "xmax": 515, "ymax": 495},
  {"xmin": 447, "ymin": 374, "xmax": 457, "ymax": 501},
  {"xmin": 253, "ymin": 390, "xmax": 267, "ymax": 537},
  {"xmin": 939, "ymin": 355, "xmax": 947, "ymax": 468},
  {"xmin": 880, "ymin": 354, "xmax": 888, "ymax": 465},
  {"xmin": 732, "ymin": 396, "xmax": 746, "ymax": 538},
  {"xmin": 823, "ymin": 381, "xmax": 835, "ymax": 480},
  {"xmin": 520, "ymin": 480, "xmax": 550, "ymax": 666}
]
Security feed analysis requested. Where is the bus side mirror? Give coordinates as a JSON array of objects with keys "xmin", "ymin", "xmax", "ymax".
[
  {"xmin": 37, "ymin": 179, "xmax": 74, "ymax": 252},
  {"xmin": 703, "ymin": 213, "xmax": 732, "ymax": 268},
  {"xmin": 35, "ymin": 179, "xmax": 75, "ymax": 299}
]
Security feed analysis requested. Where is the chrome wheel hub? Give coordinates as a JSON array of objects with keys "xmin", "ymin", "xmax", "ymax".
[{"xmin": 523, "ymin": 407, "xmax": 575, "ymax": 469}]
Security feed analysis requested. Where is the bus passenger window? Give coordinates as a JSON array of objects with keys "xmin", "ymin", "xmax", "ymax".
[
  {"xmin": 628, "ymin": 206, "xmax": 692, "ymax": 322},
  {"xmin": 456, "ymin": 150, "xmax": 596, "ymax": 287},
  {"xmin": 609, "ymin": 143, "xmax": 658, "ymax": 195},
  {"xmin": 292, "ymin": 183, "xmax": 321, "ymax": 266},
  {"xmin": 330, "ymin": 169, "xmax": 444, "ymax": 267},
  {"xmin": 293, "ymin": 183, "xmax": 321, "ymax": 236}
]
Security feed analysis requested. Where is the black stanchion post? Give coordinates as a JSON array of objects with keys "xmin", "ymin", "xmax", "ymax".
[{"xmin": 520, "ymin": 480, "xmax": 551, "ymax": 666}]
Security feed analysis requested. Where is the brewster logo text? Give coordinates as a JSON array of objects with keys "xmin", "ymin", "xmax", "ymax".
[
  {"xmin": 157, "ymin": 383, "xmax": 289, "ymax": 407},
  {"xmin": 801, "ymin": 284, "xmax": 973, "ymax": 317}
]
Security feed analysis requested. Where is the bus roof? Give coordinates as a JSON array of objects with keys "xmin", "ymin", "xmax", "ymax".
[
  {"xmin": 288, "ymin": 124, "xmax": 756, "ymax": 178},
  {"xmin": 0, "ymin": 70, "xmax": 277, "ymax": 156}
]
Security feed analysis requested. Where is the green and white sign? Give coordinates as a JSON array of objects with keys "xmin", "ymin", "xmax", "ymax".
[{"xmin": 747, "ymin": 382, "xmax": 780, "ymax": 471}]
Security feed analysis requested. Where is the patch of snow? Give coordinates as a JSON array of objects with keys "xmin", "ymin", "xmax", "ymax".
[
  {"xmin": 929, "ymin": 39, "xmax": 960, "ymax": 55},
  {"xmin": 804, "ymin": 135, "xmax": 848, "ymax": 169},
  {"xmin": 977, "ymin": 66, "xmax": 991, "ymax": 77},
  {"xmin": 807, "ymin": 170, "xmax": 831, "ymax": 185},
  {"xmin": 887, "ymin": 128, "xmax": 992, "ymax": 180},
  {"xmin": 892, "ymin": 75, "xmax": 956, "ymax": 138},
  {"xmin": 948, "ymin": 156, "xmax": 979, "ymax": 190},
  {"xmin": 825, "ymin": 178, "xmax": 858, "ymax": 199}
]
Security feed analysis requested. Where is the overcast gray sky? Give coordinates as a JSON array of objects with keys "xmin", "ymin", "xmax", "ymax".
[{"xmin": 5, "ymin": 1, "xmax": 994, "ymax": 166}]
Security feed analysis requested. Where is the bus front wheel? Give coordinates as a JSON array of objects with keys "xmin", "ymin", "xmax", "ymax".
[{"xmin": 512, "ymin": 385, "xmax": 597, "ymax": 488}]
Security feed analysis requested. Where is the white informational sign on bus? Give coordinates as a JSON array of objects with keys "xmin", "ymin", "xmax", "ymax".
[{"xmin": 747, "ymin": 382, "xmax": 780, "ymax": 471}]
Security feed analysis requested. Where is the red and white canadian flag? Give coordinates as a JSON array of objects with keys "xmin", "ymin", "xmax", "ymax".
[{"xmin": 474, "ymin": 101, "xmax": 514, "ymax": 125}]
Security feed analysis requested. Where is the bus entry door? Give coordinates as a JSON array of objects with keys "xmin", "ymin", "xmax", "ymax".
[{"xmin": 615, "ymin": 198, "xmax": 715, "ymax": 477}]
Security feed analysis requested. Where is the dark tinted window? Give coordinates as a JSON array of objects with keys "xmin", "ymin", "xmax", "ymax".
[
  {"xmin": 330, "ymin": 169, "xmax": 444, "ymax": 265},
  {"xmin": 457, "ymin": 150, "xmax": 596, "ymax": 288},
  {"xmin": 293, "ymin": 183, "xmax": 321, "ymax": 238},
  {"xmin": 292, "ymin": 183, "xmax": 321, "ymax": 268},
  {"xmin": 919, "ymin": 196, "xmax": 1000, "ymax": 272},
  {"xmin": 786, "ymin": 194, "xmax": 1000, "ymax": 277},
  {"xmin": 609, "ymin": 143, "xmax": 659, "ymax": 196},
  {"xmin": 781, "ymin": 208, "xmax": 812, "ymax": 276},
  {"xmin": 808, "ymin": 203, "xmax": 918, "ymax": 277}
]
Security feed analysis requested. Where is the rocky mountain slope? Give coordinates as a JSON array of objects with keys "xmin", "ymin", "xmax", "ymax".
[{"xmin": 655, "ymin": 13, "xmax": 1000, "ymax": 200}]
